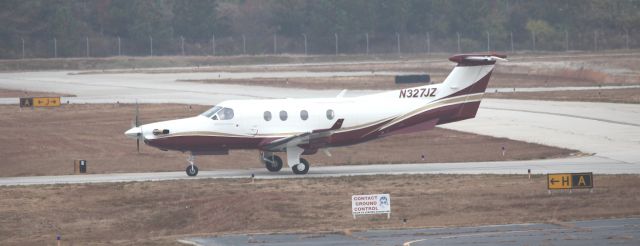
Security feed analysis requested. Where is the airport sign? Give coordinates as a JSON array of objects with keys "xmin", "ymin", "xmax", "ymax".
[
  {"xmin": 33, "ymin": 97, "xmax": 61, "ymax": 107},
  {"xmin": 19, "ymin": 97, "xmax": 33, "ymax": 107},
  {"xmin": 547, "ymin": 172, "xmax": 593, "ymax": 190},
  {"xmin": 19, "ymin": 97, "xmax": 61, "ymax": 107},
  {"xmin": 352, "ymin": 194, "xmax": 390, "ymax": 219}
]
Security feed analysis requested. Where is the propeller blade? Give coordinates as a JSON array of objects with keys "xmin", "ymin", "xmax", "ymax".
[
  {"xmin": 135, "ymin": 100, "xmax": 140, "ymax": 127},
  {"xmin": 134, "ymin": 100, "xmax": 141, "ymax": 153}
]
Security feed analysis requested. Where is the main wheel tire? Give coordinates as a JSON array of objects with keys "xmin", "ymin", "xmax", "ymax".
[
  {"xmin": 292, "ymin": 158, "xmax": 310, "ymax": 174},
  {"xmin": 186, "ymin": 165, "xmax": 199, "ymax": 176},
  {"xmin": 265, "ymin": 155, "xmax": 283, "ymax": 172}
]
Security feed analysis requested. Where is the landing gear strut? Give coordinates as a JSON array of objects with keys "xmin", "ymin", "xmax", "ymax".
[
  {"xmin": 186, "ymin": 153, "xmax": 198, "ymax": 176},
  {"xmin": 286, "ymin": 146, "xmax": 310, "ymax": 175},
  {"xmin": 261, "ymin": 152, "xmax": 283, "ymax": 172}
]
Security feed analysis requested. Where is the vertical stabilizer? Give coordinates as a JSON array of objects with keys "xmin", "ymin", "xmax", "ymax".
[{"xmin": 440, "ymin": 53, "xmax": 507, "ymax": 98}]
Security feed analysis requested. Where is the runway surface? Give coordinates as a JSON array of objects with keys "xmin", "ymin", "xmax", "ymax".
[
  {"xmin": 1, "ymin": 68, "xmax": 639, "ymax": 186},
  {"xmin": 182, "ymin": 218, "xmax": 640, "ymax": 246},
  {"xmin": 1, "ymin": 155, "xmax": 638, "ymax": 186}
]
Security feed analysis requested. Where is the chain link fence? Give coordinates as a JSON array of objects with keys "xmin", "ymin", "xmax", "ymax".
[{"xmin": 4, "ymin": 30, "xmax": 638, "ymax": 59}]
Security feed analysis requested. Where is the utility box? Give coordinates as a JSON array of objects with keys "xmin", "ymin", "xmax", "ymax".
[{"xmin": 74, "ymin": 160, "xmax": 87, "ymax": 174}]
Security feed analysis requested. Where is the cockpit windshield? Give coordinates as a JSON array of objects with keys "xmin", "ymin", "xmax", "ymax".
[
  {"xmin": 200, "ymin": 106, "xmax": 234, "ymax": 120},
  {"xmin": 200, "ymin": 106, "xmax": 222, "ymax": 118}
]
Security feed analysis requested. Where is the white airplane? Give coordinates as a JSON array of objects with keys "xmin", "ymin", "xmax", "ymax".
[{"xmin": 125, "ymin": 54, "xmax": 506, "ymax": 176}]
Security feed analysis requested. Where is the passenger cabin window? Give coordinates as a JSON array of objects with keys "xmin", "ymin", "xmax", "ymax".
[
  {"xmin": 300, "ymin": 110, "xmax": 309, "ymax": 120},
  {"xmin": 264, "ymin": 111, "xmax": 272, "ymax": 121},
  {"xmin": 201, "ymin": 106, "xmax": 234, "ymax": 120},
  {"xmin": 279, "ymin": 110, "xmax": 288, "ymax": 121},
  {"xmin": 326, "ymin": 109, "xmax": 335, "ymax": 120}
]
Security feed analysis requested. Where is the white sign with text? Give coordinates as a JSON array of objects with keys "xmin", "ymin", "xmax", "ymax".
[{"xmin": 352, "ymin": 194, "xmax": 391, "ymax": 218}]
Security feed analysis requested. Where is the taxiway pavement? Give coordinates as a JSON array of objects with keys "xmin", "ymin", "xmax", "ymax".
[
  {"xmin": 183, "ymin": 218, "xmax": 640, "ymax": 246},
  {"xmin": 1, "ymin": 155, "xmax": 637, "ymax": 186}
]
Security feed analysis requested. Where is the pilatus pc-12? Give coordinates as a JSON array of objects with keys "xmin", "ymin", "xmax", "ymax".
[{"xmin": 125, "ymin": 54, "xmax": 506, "ymax": 176}]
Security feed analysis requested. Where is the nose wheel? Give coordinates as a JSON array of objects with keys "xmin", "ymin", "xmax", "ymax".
[
  {"xmin": 292, "ymin": 158, "xmax": 309, "ymax": 174},
  {"xmin": 186, "ymin": 165, "xmax": 199, "ymax": 176},
  {"xmin": 186, "ymin": 154, "xmax": 199, "ymax": 177}
]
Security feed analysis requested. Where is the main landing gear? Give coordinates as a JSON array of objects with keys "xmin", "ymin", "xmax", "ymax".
[
  {"xmin": 261, "ymin": 152, "xmax": 283, "ymax": 172},
  {"xmin": 261, "ymin": 149, "xmax": 310, "ymax": 175},
  {"xmin": 186, "ymin": 153, "xmax": 198, "ymax": 177}
]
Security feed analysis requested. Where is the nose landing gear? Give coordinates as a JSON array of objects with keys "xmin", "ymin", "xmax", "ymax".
[
  {"xmin": 292, "ymin": 158, "xmax": 309, "ymax": 174},
  {"xmin": 186, "ymin": 154, "xmax": 198, "ymax": 176}
]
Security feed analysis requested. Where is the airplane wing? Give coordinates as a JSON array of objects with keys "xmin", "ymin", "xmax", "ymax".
[{"xmin": 260, "ymin": 119, "xmax": 344, "ymax": 152}]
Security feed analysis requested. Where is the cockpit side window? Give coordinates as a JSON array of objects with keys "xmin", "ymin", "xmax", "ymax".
[
  {"xmin": 201, "ymin": 106, "xmax": 234, "ymax": 120},
  {"xmin": 217, "ymin": 108, "xmax": 234, "ymax": 120}
]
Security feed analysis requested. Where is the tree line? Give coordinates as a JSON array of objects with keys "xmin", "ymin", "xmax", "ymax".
[{"xmin": 1, "ymin": 0, "xmax": 638, "ymax": 57}]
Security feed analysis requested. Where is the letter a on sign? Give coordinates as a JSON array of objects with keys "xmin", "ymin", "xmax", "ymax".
[
  {"xmin": 578, "ymin": 176, "xmax": 586, "ymax": 186},
  {"xmin": 571, "ymin": 173, "xmax": 593, "ymax": 188}
]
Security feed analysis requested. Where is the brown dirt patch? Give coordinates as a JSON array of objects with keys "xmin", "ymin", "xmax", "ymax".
[
  {"xmin": 0, "ymin": 104, "xmax": 575, "ymax": 177},
  {"xmin": 0, "ymin": 89, "xmax": 74, "ymax": 98},
  {"xmin": 0, "ymin": 174, "xmax": 638, "ymax": 245},
  {"xmin": 487, "ymin": 88, "xmax": 640, "ymax": 104}
]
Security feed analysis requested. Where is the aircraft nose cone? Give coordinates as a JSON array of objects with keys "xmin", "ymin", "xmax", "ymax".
[{"xmin": 125, "ymin": 127, "xmax": 142, "ymax": 139}]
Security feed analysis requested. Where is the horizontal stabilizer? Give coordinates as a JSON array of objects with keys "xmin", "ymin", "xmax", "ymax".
[{"xmin": 449, "ymin": 53, "xmax": 507, "ymax": 66}]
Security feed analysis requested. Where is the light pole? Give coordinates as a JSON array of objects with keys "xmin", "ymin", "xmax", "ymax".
[
  {"xmin": 532, "ymin": 31, "xmax": 536, "ymax": 51},
  {"xmin": 211, "ymin": 33, "xmax": 216, "ymax": 56},
  {"xmin": 486, "ymin": 31, "xmax": 490, "ymax": 52},
  {"xmin": 117, "ymin": 36, "xmax": 121, "ymax": 56},
  {"xmin": 21, "ymin": 38, "xmax": 25, "ymax": 59},
  {"xmin": 334, "ymin": 33, "xmax": 338, "ymax": 55},
  {"xmin": 365, "ymin": 33, "xmax": 369, "ymax": 55},
  {"xmin": 274, "ymin": 33, "xmax": 277, "ymax": 54},
  {"xmin": 593, "ymin": 30, "xmax": 598, "ymax": 51},
  {"xmin": 426, "ymin": 32, "xmax": 430, "ymax": 55},
  {"xmin": 625, "ymin": 29, "xmax": 630, "ymax": 50},
  {"xmin": 302, "ymin": 34, "xmax": 307, "ymax": 55},
  {"xmin": 149, "ymin": 36, "xmax": 153, "ymax": 57},
  {"xmin": 456, "ymin": 32, "xmax": 461, "ymax": 53},
  {"xmin": 53, "ymin": 37, "xmax": 57, "ymax": 58},
  {"xmin": 396, "ymin": 32, "xmax": 401, "ymax": 55},
  {"xmin": 510, "ymin": 32, "xmax": 514, "ymax": 53},
  {"xmin": 86, "ymin": 37, "xmax": 90, "ymax": 57},
  {"xmin": 181, "ymin": 36, "xmax": 185, "ymax": 56},
  {"xmin": 242, "ymin": 34, "xmax": 246, "ymax": 54},
  {"xmin": 565, "ymin": 30, "xmax": 569, "ymax": 51}
]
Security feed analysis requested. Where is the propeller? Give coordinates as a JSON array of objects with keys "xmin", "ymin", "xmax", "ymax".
[
  {"xmin": 125, "ymin": 100, "xmax": 145, "ymax": 153},
  {"xmin": 131, "ymin": 100, "xmax": 142, "ymax": 153}
]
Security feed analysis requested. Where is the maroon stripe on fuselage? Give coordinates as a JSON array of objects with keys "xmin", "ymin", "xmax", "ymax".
[
  {"xmin": 146, "ymin": 135, "xmax": 272, "ymax": 153},
  {"xmin": 324, "ymin": 118, "xmax": 393, "ymax": 147}
]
